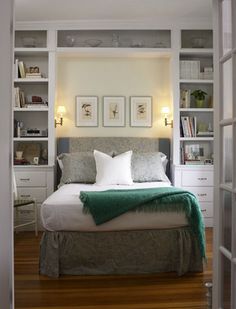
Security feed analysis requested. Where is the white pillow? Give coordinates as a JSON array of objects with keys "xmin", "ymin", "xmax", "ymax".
[{"xmin": 94, "ymin": 150, "xmax": 133, "ymax": 185}]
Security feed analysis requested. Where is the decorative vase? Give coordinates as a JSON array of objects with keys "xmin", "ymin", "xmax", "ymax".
[{"xmin": 196, "ymin": 99, "xmax": 205, "ymax": 108}]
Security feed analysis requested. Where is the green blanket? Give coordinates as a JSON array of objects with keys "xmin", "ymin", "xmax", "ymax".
[{"xmin": 80, "ymin": 187, "xmax": 205, "ymax": 258}]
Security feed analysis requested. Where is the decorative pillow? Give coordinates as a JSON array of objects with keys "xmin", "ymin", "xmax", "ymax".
[
  {"xmin": 58, "ymin": 152, "xmax": 97, "ymax": 185},
  {"xmin": 94, "ymin": 150, "xmax": 133, "ymax": 185},
  {"xmin": 131, "ymin": 152, "xmax": 170, "ymax": 183}
]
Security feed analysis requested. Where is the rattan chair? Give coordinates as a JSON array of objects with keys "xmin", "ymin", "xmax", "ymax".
[{"xmin": 13, "ymin": 172, "xmax": 38, "ymax": 236}]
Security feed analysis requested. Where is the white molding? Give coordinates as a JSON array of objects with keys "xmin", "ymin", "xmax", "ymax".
[{"xmin": 15, "ymin": 19, "xmax": 213, "ymax": 31}]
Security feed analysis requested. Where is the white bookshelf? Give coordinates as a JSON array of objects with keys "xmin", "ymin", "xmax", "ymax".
[
  {"xmin": 13, "ymin": 29, "xmax": 55, "ymax": 231},
  {"xmin": 172, "ymin": 28, "xmax": 214, "ymax": 227}
]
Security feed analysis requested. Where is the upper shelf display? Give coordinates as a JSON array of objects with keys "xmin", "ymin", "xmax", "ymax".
[
  {"xmin": 57, "ymin": 30, "xmax": 171, "ymax": 48},
  {"xmin": 15, "ymin": 30, "xmax": 47, "ymax": 48},
  {"xmin": 181, "ymin": 30, "xmax": 213, "ymax": 49}
]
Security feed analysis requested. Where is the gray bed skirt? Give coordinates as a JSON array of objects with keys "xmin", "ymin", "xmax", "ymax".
[{"xmin": 39, "ymin": 227, "xmax": 203, "ymax": 277}]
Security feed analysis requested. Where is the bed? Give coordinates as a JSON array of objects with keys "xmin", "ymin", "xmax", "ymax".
[{"xmin": 39, "ymin": 137, "xmax": 205, "ymax": 277}]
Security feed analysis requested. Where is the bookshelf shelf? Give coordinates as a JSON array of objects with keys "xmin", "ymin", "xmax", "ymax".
[
  {"xmin": 14, "ymin": 78, "xmax": 49, "ymax": 83},
  {"xmin": 180, "ymin": 108, "xmax": 214, "ymax": 112},
  {"xmin": 13, "ymin": 107, "xmax": 49, "ymax": 112},
  {"xmin": 13, "ymin": 137, "xmax": 49, "ymax": 142},
  {"xmin": 179, "ymin": 79, "xmax": 213, "ymax": 84},
  {"xmin": 180, "ymin": 137, "xmax": 214, "ymax": 141}
]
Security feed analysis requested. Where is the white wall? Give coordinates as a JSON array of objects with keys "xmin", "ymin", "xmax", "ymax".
[
  {"xmin": 56, "ymin": 56, "xmax": 172, "ymax": 138},
  {"xmin": 0, "ymin": 0, "xmax": 14, "ymax": 308}
]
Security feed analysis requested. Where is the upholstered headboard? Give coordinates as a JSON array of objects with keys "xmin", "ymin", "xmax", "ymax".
[{"xmin": 57, "ymin": 137, "xmax": 171, "ymax": 179}]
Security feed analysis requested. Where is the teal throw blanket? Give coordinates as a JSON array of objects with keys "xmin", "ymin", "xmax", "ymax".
[{"xmin": 80, "ymin": 187, "xmax": 205, "ymax": 258}]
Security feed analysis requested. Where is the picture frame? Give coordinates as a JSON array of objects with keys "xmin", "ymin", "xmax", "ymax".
[
  {"xmin": 75, "ymin": 96, "xmax": 98, "ymax": 127},
  {"xmin": 103, "ymin": 96, "xmax": 125, "ymax": 127},
  {"xmin": 130, "ymin": 96, "xmax": 152, "ymax": 127}
]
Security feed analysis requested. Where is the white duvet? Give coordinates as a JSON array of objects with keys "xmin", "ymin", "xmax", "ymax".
[{"xmin": 41, "ymin": 182, "xmax": 188, "ymax": 232}]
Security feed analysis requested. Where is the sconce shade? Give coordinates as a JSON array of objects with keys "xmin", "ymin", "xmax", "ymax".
[
  {"xmin": 161, "ymin": 106, "xmax": 170, "ymax": 115},
  {"xmin": 161, "ymin": 106, "xmax": 173, "ymax": 128},
  {"xmin": 55, "ymin": 105, "xmax": 66, "ymax": 128},
  {"xmin": 57, "ymin": 105, "xmax": 66, "ymax": 116}
]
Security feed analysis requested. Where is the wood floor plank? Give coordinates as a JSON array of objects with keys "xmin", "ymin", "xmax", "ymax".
[{"xmin": 14, "ymin": 228, "xmax": 212, "ymax": 309}]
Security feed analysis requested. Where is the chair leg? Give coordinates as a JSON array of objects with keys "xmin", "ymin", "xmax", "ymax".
[{"xmin": 34, "ymin": 201, "xmax": 38, "ymax": 236}]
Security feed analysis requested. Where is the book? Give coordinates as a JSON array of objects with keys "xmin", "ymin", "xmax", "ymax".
[
  {"xmin": 197, "ymin": 131, "xmax": 214, "ymax": 137},
  {"xmin": 25, "ymin": 72, "xmax": 42, "ymax": 78},
  {"xmin": 15, "ymin": 58, "xmax": 19, "ymax": 79},
  {"xmin": 180, "ymin": 89, "xmax": 191, "ymax": 108},
  {"xmin": 25, "ymin": 104, "xmax": 48, "ymax": 108},
  {"xmin": 14, "ymin": 87, "xmax": 21, "ymax": 107},
  {"xmin": 181, "ymin": 116, "xmax": 191, "ymax": 137},
  {"xmin": 185, "ymin": 160, "xmax": 204, "ymax": 165},
  {"xmin": 18, "ymin": 61, "xmax": 26, "ymax": 78},
  {"xmin": 19, "ymin": 90, "xmax": 26, "ymax": 107}
]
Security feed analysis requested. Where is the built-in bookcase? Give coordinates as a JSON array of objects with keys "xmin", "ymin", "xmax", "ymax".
[
  {"xmin": 13, "ymin": 29, "xmax": 55, "ymax": 230},
  {"xmin": 173, "ymin": 29, "xmax": 214, "ymax": 227}
]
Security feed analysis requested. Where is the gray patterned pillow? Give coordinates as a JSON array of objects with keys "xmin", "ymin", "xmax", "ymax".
[
  {"xmin": 58, "ymin": 152, "xmax": 96, "ymax": 185},
  {"xmin": 131, "ymin": 152, "xmax": 170, "ymax": 183}
]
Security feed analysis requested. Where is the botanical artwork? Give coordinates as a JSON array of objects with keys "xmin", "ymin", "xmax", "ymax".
[
  {"xmin": 76, "ymin": 96, "xmax": 98, "ymax": 127},
  {"xmin": 81, "ymin": 102, "xmax": 92, "ymax": 119},
  {"xmin": 103, "ymin": 97, "xmax": 125, "ymax": 127},
  {"xmin": 136, "ymin": 102, "xmax": 147, "ymax": 120},
  {"xmin": 109, "ymin": 102, "xmax": 119, "ymax": 120},
  {"xmin": 130, "ymin": 96, "xmax": 152, "ymax": 127}
]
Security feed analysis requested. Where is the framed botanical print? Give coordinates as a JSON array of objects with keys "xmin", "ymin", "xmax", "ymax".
[
  {"xmin": 103, "ymin": 96, "xmax": 125, "ymax": 127},
  {"xmin": 75, "ymin": 96, "xmax": 98, "ymax": 127},
  {"xmin": 130, "ymin": 96, "xmax": 152, "ymax": 127}
]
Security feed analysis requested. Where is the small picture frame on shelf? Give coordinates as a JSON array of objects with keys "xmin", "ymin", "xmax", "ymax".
[
  {"xmin": 103, "ymin": 96, "xmax": 125, "ymax": 127},
  {"xmin": 75, "ymin": 96, "xmax": 98, "ymax": 127},
  {"xmin": 130, "ymin": 96, "xmax": 152, "ymax": 127}
]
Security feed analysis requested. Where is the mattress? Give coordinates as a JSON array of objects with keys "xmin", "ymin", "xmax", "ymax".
[{"xmin": 41, "ymin": 182, "xmax": 188, "ymax": 231}]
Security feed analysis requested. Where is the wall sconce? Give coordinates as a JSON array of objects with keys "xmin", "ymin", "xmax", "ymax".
[
  {"xmin": 161, "ymin": 106, "xmax": 173, "ymax": 128},
  {"xmin": 55, "ymin": 105, "xmax": 66, "ymax": 128}
]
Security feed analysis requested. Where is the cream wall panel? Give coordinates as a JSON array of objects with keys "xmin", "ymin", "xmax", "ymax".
[{"xmin": 56, "ymin": 57, "xmax": 172, "ymax": 138}]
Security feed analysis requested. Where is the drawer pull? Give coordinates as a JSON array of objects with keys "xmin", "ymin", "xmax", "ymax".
[
  {"xmin": 20, "ymin": 178, "xmax": 30, "ymax": 181},
  {"xmin": 197, "ymin": 177, "xmax": 207, "ymax": 181},
  {"xmin": 201, "ymin": 209, "xmax": 207, "ymax": 212},
  {"xmin": 197, "ymin": 193, "xmax": 207, "ymax": 197},
  {"xmin": 20, "ymin": 194, "xmax": 31, "ymax": 198}
]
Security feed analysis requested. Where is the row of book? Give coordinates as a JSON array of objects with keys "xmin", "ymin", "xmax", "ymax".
[
  {"xmin": 14, "ymin": 59, "xmax": 43, "ymax": 79},
  {"xmin": 14, "ymin": 87, "xmax": 48, "ymax": 108},
  {"xmin": 180, "ymin": 60, "xmax": 200, "ymax": 79},
  {"xmin": 180, "ymin": 60, "xmax": 213, "ymax": 80},
  {"xmin": 180, "ymin": 116, "xmax": 197, "ymax": 137}
]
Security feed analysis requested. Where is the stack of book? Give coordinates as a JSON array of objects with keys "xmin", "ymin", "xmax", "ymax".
[
  {"xmin": 180, "ymin": 116, "xmax": 197, "ymax": 137},
  {"xmin": 25, "ymin": 72, "xmax": 42, "ymax": 78},
  {"xmin": 180, "ymin": 60, "xmax": 200, "ymax": 79}
]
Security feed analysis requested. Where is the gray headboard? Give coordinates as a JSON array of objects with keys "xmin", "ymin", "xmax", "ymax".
[{"xmin": 57, "ymin": 137, "xmax": 171, "ymax": 179}]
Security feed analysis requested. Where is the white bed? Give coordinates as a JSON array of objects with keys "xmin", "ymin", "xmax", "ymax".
[{"xmin": 41, "ymin": 182, "xmax": 188, "ymax": 232}]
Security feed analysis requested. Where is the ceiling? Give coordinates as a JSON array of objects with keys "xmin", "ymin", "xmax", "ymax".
[{"xmin": 15, "ymin": 0, "xmax": 212, "ymax": 23}]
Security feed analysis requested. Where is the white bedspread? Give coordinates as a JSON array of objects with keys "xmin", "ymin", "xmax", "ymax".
[{"xmin": 41, "ymin": 182, "xmax": 188, "ymax": 231}]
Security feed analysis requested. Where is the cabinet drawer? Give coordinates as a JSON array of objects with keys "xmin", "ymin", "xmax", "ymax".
[
  {"xmin": 18, "ymin": 187, "xmax": 47, "ymax": 203},
  {"xmin": 16, "ymin": 172, "xmax": 46, "ymax": 187},
  {"xmin": 182, "ymin": 171, "xmax": 213, "ymax": 187},
  {"xmin": 199, "ymin": 202, "xmax": 213, "ymax": 218},
  {"xmin": 182, "ymin": 187, "xmax": 213, "ymax": 202}
]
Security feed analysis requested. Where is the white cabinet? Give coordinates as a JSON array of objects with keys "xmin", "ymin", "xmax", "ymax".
[
  {"xmin": 173, "ymin": 165, "xmax": 214, "ymax": 227},
  {"xmin": 14, "ymin": 166, "xmax": 54, "ymax": 230}
]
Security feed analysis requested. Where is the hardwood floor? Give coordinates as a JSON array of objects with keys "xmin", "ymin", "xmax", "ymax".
[{"xmin": 14, "ymin": 228, "xmax": 212, "ymax": 309}]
